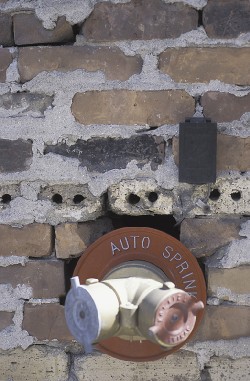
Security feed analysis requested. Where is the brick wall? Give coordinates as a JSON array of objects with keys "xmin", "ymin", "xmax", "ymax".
[{"xmin": 0, "ymin": 0, "xmax": 249, "ymax": 380}]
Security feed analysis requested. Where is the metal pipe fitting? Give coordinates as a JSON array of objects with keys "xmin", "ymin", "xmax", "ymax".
[{"xmin": 65, "ymin": 272, "xmax": 204, "ymax": 353}]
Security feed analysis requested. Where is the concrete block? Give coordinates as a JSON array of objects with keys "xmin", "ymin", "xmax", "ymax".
[
  {"xmin": 108, "ymin": 179, "xmax": 173, "ymax": 215},
  {"xmin": 74, "ymin": 351, "xmax": 200, "ymax": 381},
  {"xmin": 0, "ymin": 346, "xmax": 69, "ymax": 381},
  {"xmin": 205, "ymin": 356, "xmax": 250, "ymax": 381}
]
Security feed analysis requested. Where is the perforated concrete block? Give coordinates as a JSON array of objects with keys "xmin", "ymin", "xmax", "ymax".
[{"xmin": 108, "ymin": 179, "xmax": 173, "ymax": 215}]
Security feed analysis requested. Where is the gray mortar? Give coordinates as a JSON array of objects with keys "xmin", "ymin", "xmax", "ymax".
[
  {"xmin": 186, "ymin": 337, "xmax": 250, "ymax": 369},
  {"xmin": 206, "ymin": 219, "xmax": 250, "ymax": 269},
  {"xmin": 0, "ymin": 284, "xmax": 33, "ymax": 350}
]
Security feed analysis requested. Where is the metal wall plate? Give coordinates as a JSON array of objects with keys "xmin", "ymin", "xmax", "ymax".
[{"xmin": 179, "ymin": 117, "xmax": 217, "ymax": 184}]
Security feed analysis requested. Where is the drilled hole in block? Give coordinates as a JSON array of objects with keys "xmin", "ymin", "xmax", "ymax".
[
  {"xmin": 52, "ymin": 193, "xmax": 63, "ymax": 204},
  {"xmin": 209, "ymin": 189, "xmax": 221, "ymax": 201},
  {"xmin": 128, "ymin": 193, "xmax": 140, "ymax": 205},
  {"xmin": 231, "ymin": 191, "xmax": 241, "ymax": 201},
  {"xmin": 148, "ymin": 192, "xmax": 158, "ymax": 203},
  {"xmin": 73, "ymin": 194, "xmax": 85, "ymax": 204},
  {"xmin": 1, "ymin": 194, "xmax": 12, "ymax": 204}
]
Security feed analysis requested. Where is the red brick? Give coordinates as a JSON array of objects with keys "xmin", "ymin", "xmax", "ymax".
[
  {"xmin": 18, "ymin": 46, "xmax": 142, "ymax": 82},
  {"xmin": 55, "ymin": 218, "xmax": 114, "ymax": 259},
  {"xmin": 180, "ymin": 218, "xmax": 241, "ymax": 257},
  {"xmin": 173, "ymin": 135, "xmax": 250, "ymax": 172},
  {"xmin": 82, "ymin": 0, "xmax": 197, "ymax": 41},
  {"xmin": 203, "ymin": 0, "xmax": 250, "ymax": 38},
  {"xmin": 23, "ymin": 304, "xmax": 73, "ymax": 341},
  {"xmin": 0, "ymin": 13, "xmax": 13, "ymax": 46},
  {"xmin": 193, "ymin": 305, "xmax": 250, "ymax": 341},
  {"xmin": 71, "ymin": 90, "xmax": 194, "ymax": 125},
  {"xmin": 159, "ymin": 48, "xmax": 250, "ymax": 85},
  {"xmin": 0, "ymin": 48, "xmax": 12, "ymax": 82},
  {"xmin": 0, "ymin": 261, "xmax": 65, "ymax": 298},
  {"xmin": 0, "ymin": 224, "xmax": 53, "ymax": 257},
  {"xmin": 202, "ymin": 92, "xmax": 250, "ymax": 123},
  {"xmin": 207, "ymin": 266, "xmax": 250, "ymax": 296},
  {"xmin": 14, "ymin": 13, "xmax": 74, "ymax": 45}
]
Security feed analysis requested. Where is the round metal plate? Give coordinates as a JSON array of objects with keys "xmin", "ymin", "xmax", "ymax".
[{"xmin": 73, "ymin": 227, "xmax": 206, "ymax": 361}]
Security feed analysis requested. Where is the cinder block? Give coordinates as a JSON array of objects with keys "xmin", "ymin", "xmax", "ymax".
[{"xmin": 108, "ymin": 179, "xmax": 174, "ymax": 216}]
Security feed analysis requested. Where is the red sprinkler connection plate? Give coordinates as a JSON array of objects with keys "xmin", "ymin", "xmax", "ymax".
[{"xmin": 73, "ymin": 227, "xmax": 206, "ymax": 361}]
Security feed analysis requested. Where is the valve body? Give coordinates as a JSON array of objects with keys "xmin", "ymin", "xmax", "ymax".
[{"xmin": 65, "ymin": 269, "xmax": 204, "ymax": 353}]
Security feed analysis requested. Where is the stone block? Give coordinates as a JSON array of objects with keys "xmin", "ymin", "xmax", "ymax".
[
  {"xmin": 55, "ymin": 218, "xmax": 114, "ymax": 259},
  {"xmin": 0, "ymin": 48, "xmax": 12, "ymax": 82},
  {"xmin": 0, "ymin": 311, "xmax": 14, "ymax": 330},
  {"xmin": 71, "ymin": 90, "xmax": 194, "ymax": 125},
  {"xmin": 0, "ymin": 346, "xmax": 69, "ymax": 381},
  {"xmin": 18, "ymin": 46, "xmax": 142, "ymax": 82},
  {"xmin": 108, "ymin": 179, "xmax": 173, "ymax": 216},
  {"xmin": 207, "ymin": 266, "xmax": 250, "ymax": 298},
  {"xmin": 203, "ymin": 0, "xmax": 250, "ymax": 38},
  {"xmin": 74, "ymin": 351, "xmax": 200, "ymax": 381},
  {"xmin": 159, "ymin": 48, "xmax": 250, "ymax": 85},
  {"xmin": 23, "ymin": 304, "xmax": 73, "ymax": 341},
  {"xmin": 180, "ymin": 218, "xmax": 241, "ymax": 257},
  {"xmin": 0, "ymin": 13, "xmax": 13, "ymax": 46},
  {"xmin": 202, "ymin": 92, "xmax": 250, "ymax": 123},
  {"xmin": 0, "ymin": 139, "xmax": 32, "ymax": 173},
  {"xmin": 82, "ymin": 0, "xmax": 197, "ymax": 41},
  {"xmin": 44, "ymin": 136, "xmax": 165, "ymax": 173},
  {"xmin": 204, "ymin": 357, "xmax": 250, "ymax": 381},
  {"xmin": 13, "ymin": 13, "xmax": 74, "ymax": 45},
  {"xmin": 0, "ymin": 92, "xmax": 54, "ymax": 117},
  {"xmin": 0, "ymin": 224, "xmax": 53, "ymax": 257},
  {"xmin": 193, "ymin": 305, "xmax": 250, "ymax": 342},
  {"xmin": 0, "ymin": 260, "xmax": 65, "ymax": 298}
]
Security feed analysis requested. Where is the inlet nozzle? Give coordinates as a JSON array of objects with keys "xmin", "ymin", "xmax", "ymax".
[{"xmin": 65, "ymin": 275, "xmax": 204, "ymax": 353}]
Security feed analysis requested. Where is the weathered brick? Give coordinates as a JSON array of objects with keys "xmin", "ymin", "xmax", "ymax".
[
  {"xmin": 0, "ymin": 139, "xmax": 32, "ymax": 172},
  {"xmin": 71, "ymin": 90, "xmax": 194, "ymax": 125},
  {"xmin": 207, "ymin": 266, "xmax": 250, "ymax": 297},
  {"xmin": 0, "ymin": 48, "xmax": 12, "ymax": 82},
  {"xmin": 18, "ymin": 46, "xmax": 142, "ymax": 82},
  {"xmin": 0, "ymin": 311, "xmax": 14, "ymax": 330},
  {"xmin": 0, "ymin": 346, "xmax": 69, "ymax": 381},
  {"xmin": 0, "ymin": 261, "xmax": 65, "ymax": 298},
  {"xmin": 180, "ymin": 218, "xmax": 241, "ymax": 257},
  {"xmin": 203, "ymin": 0, "xmax": 250, "ymax": 38},
  {"xmin": 159, "ymin": 48, "xmax": 250, "ymax": 85},
  {"xmin": 193, "ymin": 306, "xmax": 250, "ymax": 341},
  {"xmin": 13, "ymin": 13, "xmax": 74, "ymax": 45},
  {"xmin": 204, "ymin": 357, "xmax": 250, "ymax": 381},
  {"xmin": 82, "ymin": 0, "xmax": 197, "ymax": 41},
  {"xmin": 74, "ymin": 351, "xmax": 200, "ymax": 381},
  {"xmin": 202, "ymin": 92, "xmax": 250, "ymax": 123},
  {"xmin": 0, "ymin": 13, "xmax": 13, "ymax": 46},
  {"xmin": 0, "ymin": 224, "xmax": 53, "ymax": 257},
  {"xmin": 23, "ymin": 304, "xmax": 73, "ymax": 341},
  {"xmin": 173, "ymin": 135, "xmax": 250, "ymax": 172},
  {"xmin": 45, "ymin": 136, "xmax": 165, "ymax": 173},
  {"xmin": 55, "ymin": 218, "xmax": 114, "ymax": 259},
  {"xmin": 0, "ymin": 92, "xmax": 53, "ymax": 116},
  {"xmin": 217, "ymin": 135, "xmax": 250, "ymax": 172}
]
